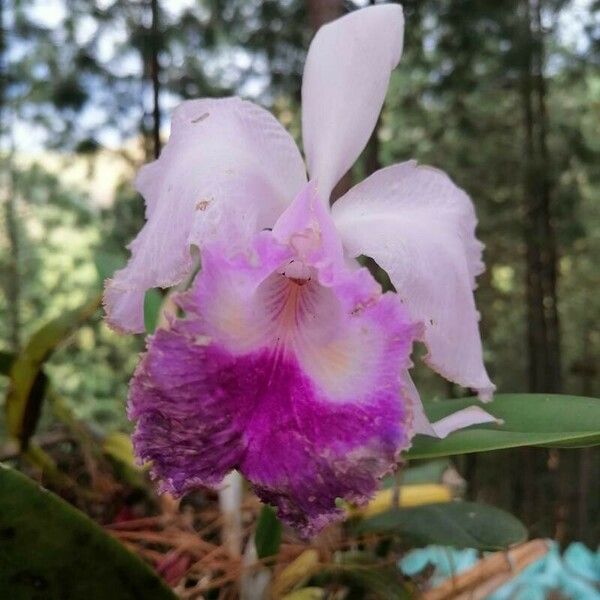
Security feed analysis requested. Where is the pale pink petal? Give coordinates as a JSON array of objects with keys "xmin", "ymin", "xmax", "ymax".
[
  {"xmin": 301, "ymin": 4, "xmax": 404, "ymax": 200},
  {"xmin": 104, "ymin": 97, "xmax": 306, "ymax": 333},
  {"xmin": 429, "ymin": 407, "xmax": 500, "ymax": 438},
  {"xmin": 332, "ymin": 161, "xmax": 495, "ymax": 398},
  {"xmin": 403, "ymin": 372, "xmax": 499, "ymax": 439}
]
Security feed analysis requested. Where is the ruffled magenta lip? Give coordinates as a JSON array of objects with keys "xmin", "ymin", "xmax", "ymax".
[{"xmin": 130, "ymin": 332, "xmax": 413, "ymax": 537}]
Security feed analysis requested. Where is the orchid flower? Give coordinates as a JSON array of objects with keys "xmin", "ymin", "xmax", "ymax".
[{"xmin": 105, "ymin": 4, "xmax": 497, "ymax": 536}]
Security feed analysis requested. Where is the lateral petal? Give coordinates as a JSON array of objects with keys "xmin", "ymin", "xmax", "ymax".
[
  {"xmin": 403, "ymin": 372, "xmax": 499, "ymax": 439},
  {"xmin": 332, "ymin": 161, "xmax": 495, "ymax": 398},
  {"xmin": 104, "ymin": 97, "xmax": 306, "ymax": 333}
]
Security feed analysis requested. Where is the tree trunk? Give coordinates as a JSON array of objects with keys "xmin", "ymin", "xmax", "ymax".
[
  {"xmin": 306, "ymin": 0, "xmax": 343, "ymax": 31},
  {"xmin": 521, "ymin": 0, "xmax": 547, "ymax": 394},
  {"xmin": 532, "ymin": 0, "xmax": 561, "ymax": 393},
  {"xmin": 517, "ymin": 0, "xmax": 565, "ymax": 539},
  {"xmin": 364, "ymin": 113, "xmax": 382, "ymax": 177},
  {"xmin": 521, "ymin": 0, "xmax": 561, "ymax": 394},
  {"xmin": 150, "ymin": 0, "xmax": 161, "ymax": 159}
]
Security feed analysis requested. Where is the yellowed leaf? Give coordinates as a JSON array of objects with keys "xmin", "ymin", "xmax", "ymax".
[{"xmin": 272, "ymin": 549, "xmax": 320, "ymax": 597}]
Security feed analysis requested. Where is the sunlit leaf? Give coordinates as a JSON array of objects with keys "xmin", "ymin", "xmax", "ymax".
[
  {"xmin": 282, "ymin": 588, "xmax": 325, "ymax": 600},
  {"xmin": 0, "ymin": 465, "xmax": 176, "ymax": 600},
  {"xmin": 351, "ymin": 484, "xmax": 453, "ymax": 519},
  {"xmin": 352, "ymin": 501, "xmax": 527, "ymax": 551},
  {"xmin": 406, "ymin": 394, "xmax": 600, "ymax": 460},
  {"xmin": 102, "ymin": 432, "xmax": 146, "ymax": 488},
  {"xmin": 103, "ymin": 432, "xmax": 136, "ymax": 467},
  {"xmin": 255, "ymin": 504, "xmax": 282, "ymax": 560},
  {"xmin": 5, "ymin": 295, "xmax": 101, "ymax": 449},
  {"xmin": 272, "ymin": 550, "xmax": 320, "ymax": 597}
]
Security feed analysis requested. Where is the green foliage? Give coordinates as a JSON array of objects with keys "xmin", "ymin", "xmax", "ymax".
[
  {"xmin": 406, "ymin": 394, "xmax": 600, "ymax": 460},
  {"xmin": 396, "ymin": 459, "xmax": 451, "ymax": 485},
  {"xmin": 5, "ymin": 295, "xmax": 100, "ymax": 449},
  {"xmin": 282, "ymin": 588, "xmax": 325, "ymax": 600},
  {"xmin": 313, "ymin": 552, "xmax": 411, "ymax": 600},
  {"xmin": 0, "ymin": 163, "xmax": 142, "ymax": 431},
  {"xmin": 0, "ymin": 465, "xmax": 176, "ymax": 600},
  {"xmin": 255, "ymin": 504, "xmax": 283, "ymax": 560},
  {"xmin": 2, "ymin": 0, "xmax": 599, "ymax": 558},
  {"xmin": 0, "ymin": 351, "xmax": 14, "ymax": 376},
  {"xmin": 352, "ymin": 501, "xmax": 527, "ymax": 551},
  {"xmin": 102, "ymin": 431, "xmax": 147, "ymax": 488},
  {"xmin": 144, "ymin": 289, "xmax": 163, "ymax": 335}
]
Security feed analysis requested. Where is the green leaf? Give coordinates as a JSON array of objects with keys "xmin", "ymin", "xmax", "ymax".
[
  {"xmin": 0, "ymin": 465, "xmax": 176, "ymax": 600},
  {"xmin": 0, "ymin": 351, "xmax": 15, "ymax": 376},
  {"xmin": 282, "ymin": 588, "xmax": 325, "ymax": 600},
  {"xmin": 102, "ymin": 432, "xmax": 147, "ymax": 489},
  {"xmin": 315, "ymin": 552, "xmax": 411, "ymax": 600},
  {"xmin": 383, "ymin": 459, "xmax": 451, "ymax": 488},
  {"xmin": 103, "ymin": 432, "xmax": 137, "ymax": 467},
  {"xmin": 352, "ymin": 501, "xmax": 527, "ymax": 551},
  {"xmin": 406, "ymin": 394, "xmax": 600, "ymax": 460},
  {"xmin": 255, "ymin": 505, "xmax": 282, "ymax": 560},
  {"xmin": 144, "ymin": 289, "xmax": 163, "ymax": 334},
  {"xmin": 5, "ymin": 295, "xmax": 101, "ymax": 449},
  {"xmin": 94, "ymin": 251, "xmax": 124, "ymax": 283}
]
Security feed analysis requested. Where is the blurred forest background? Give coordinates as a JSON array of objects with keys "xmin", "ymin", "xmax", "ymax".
[{"xmin": 0, "ymin": 0, "xmax": 599, "ymax": 547}]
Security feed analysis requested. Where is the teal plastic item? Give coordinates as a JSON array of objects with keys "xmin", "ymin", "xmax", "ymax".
[{"xmin": 400, "ymin": 542, "xmax": 600, "ymax": 599}]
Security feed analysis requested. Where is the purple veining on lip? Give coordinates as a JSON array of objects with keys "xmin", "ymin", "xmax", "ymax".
[
  {"xmin": 128, "ymin": 183, "xmax": 418, "ymax": 536},
  {"xmin": 130, "ymin": 310, "xmax": 412, "ymax": 537}
]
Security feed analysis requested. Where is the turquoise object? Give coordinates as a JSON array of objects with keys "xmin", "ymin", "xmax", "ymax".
[{"xmin": 400, "ymin": 542, "xmax": 600, "ymax": 599}]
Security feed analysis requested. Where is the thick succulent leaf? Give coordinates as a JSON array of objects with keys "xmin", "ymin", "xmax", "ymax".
[
  {"xmin": 5, "ymin": 295, "xmax": 100, "ymax": 449},
  {"xmin": 272, "ymin": 550, "xmax": 321, "ymax": 598},
  {"xmin": 0, "ymin": 465, "xmax": 176, "ymax": 600},
  {"xmin": 255, "ymin": 505, "xmax": 283, "ymax": 560},
  {"xmin": 352, "ymin": 501, "xmax": 527, "ymax": 551},
  {"xmin": 406, "ymin": 394, "xmax": 600, "ymax": 460}
]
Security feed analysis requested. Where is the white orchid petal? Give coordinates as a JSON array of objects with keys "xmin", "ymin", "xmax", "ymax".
[
  {"xmin": 333, "ymin": 161, "xmax": 495, "ymax": 398},
  {"xmin": 428, "ymin": 406, "xmax": 500, "ymax": 439},
  {"xmin": 301, "ymin": 4, "xmax": 404, "ymax": 200},
  {"xmin": 104, "ymin": 97, "xmax": 306, "ymax": 333},
  {"xmin": 404, "ymin": 372, "xmax": 498, "ymax": 439}
]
